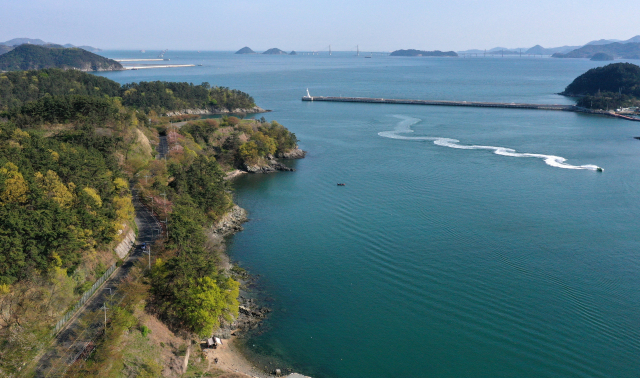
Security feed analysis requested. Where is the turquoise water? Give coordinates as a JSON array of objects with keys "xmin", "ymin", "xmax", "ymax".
[{"xmin": 98, "ymin": 52, "xmax": 640, "ymax": 378}]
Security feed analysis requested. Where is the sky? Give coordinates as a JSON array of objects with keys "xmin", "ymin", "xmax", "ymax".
[{"xmin": 1, "ymin": 0, "xmax": 638, "ymax": 51}]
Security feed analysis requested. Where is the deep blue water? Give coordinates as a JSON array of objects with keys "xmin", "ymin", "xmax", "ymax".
[{"xmin": 98, "ymin": 52, "xmax": 640, "ymax": 378}]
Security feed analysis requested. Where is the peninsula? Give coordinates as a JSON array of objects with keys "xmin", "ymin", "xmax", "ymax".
[{"xmin": 1, "ymin": 68, "xmax": 305, "ymax": 377}]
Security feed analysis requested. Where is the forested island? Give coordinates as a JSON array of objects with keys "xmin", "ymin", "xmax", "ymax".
[
  {"xmin": 0, "ymin": 44, "xmax": 122, "ymax": 72},
  {"xmin": 0, "ymin": 69, "xmax": 303, "ymax": 376},
  {"xmin": 562, "ymin": 62, "xmax": 640, "ymax": 110},
  {"xmin": 390, "ymin": 49, "xmax": 458, "ymax": 57},
  {"xmin": 235, "ymin": 46, "xmax": 256, "ymax": 54},
  {"xmin": 262, "ymin": 48, "xmax": 288, "ymax": 55}
]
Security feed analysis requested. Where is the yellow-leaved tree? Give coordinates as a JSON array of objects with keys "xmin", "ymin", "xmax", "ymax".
[
  {"xmin": 34, "ymin": 170, "xmax": 75, "ymax": 208},
  {"xmin": 0, "ymin": 162, "xmax": 29, "ymax": 204}
]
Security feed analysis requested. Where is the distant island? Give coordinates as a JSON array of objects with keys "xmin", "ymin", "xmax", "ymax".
[
  {"xmin": 561, "ymin": 62, "xmax": 640, "ymax": 110},
  {"xmin": 0, "ymin": 44, "xmax": 123, "ymax": 72},
  {"xmin": 552, "ymin": 42, "xmax": 640, "ymax": 59},
  {"xmin": 235, "ymin": 46, "xmax": 256, "ymax": 54},
  {"xmin": 590, "ymin": 52, "xmax": 614, "ymax": 61},
  {"xmin": 262, "ymin": 48, "xmax": 287, "ymax": 55},
  {"xmin": 289, "ymin": 50, "xmax": 297, "ymax": 55},
  {"xmin": 390, "ymin": 49, "xmax": 458, "ymax": 57}
]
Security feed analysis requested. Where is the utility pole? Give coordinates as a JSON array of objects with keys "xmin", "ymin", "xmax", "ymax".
[
  {"xmin": 144, "ymin": 246, "xmax": 151, "ymax": 269},
  {"xmin": 101, "ymin": 303, "xmax": 109, "ymax": 334}
]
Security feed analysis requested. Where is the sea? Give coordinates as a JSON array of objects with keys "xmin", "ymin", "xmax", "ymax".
[{"xmin": 97, "ymin": 52, "xmax": 640, "ymax": 378}]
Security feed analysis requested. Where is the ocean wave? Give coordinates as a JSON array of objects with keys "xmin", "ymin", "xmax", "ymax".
[{"xmin": 379, "ymin": 115, "xmax": 602, "ymax": 171}]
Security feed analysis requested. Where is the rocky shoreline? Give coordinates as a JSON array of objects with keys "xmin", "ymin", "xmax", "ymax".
[
  {"xmin": 243, "ymin": 149, "xmax": 307, "ymax": 174},
  {"xmin": 164, "ymin": 106, "xmax": 270, "ymax": 117}
]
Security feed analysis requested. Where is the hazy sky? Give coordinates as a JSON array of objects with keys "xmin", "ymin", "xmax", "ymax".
[{"xmin": 1, "ymin": 0, "xmax": 638, "ymax": 51}]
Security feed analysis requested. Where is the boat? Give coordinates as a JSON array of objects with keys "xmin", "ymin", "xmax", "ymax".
[
  {"xmin": 337, "ymin": 183, "xmax": 346, "ymax": 186},
  {"xmin": 197, "ymin": 64, "xmax": 203, "ymax": 66},
  {"xmin": 597, "ymin": 167, "xmax": 604, "ymax": 172}
]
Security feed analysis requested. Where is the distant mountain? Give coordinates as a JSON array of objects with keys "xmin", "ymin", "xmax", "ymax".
[
  {"xmin": 0, "ymin": 45, "xmax": 13, "ymax": 56},
  {"xmin": 1, "ymin": 38, "xmax": 48, "ymax": 46},
  {"xmin": 586, "ymin": 35, "xmax": 640, "ymax": 45},
  {"xmin": 552, "ymin": 42, "xmax": 640, "ymax": 59},
  {"xmin": 0, "ymin": 38, "xmax": 101, "ymax": 52},
  {"xmin": 525, "ymin": 45, "xmax": 580, "ymax": 55},
  {"xmin": 390, "ymin": 49, "xmax": 458, "ymax": 57},
  {"xmin": 262, "ymin": 48, "xmax": 287, "ymax": 55},
  {"xmin": 586, "ymin": 38, "xmax": 622, "ymax": 46},
  {"xmin": 0, "ymin": 44, "xmax": 123, "ymax": 72},
  {"xmin": 235, "ymin": 46, "xmax": 256, "ymax": 54}
]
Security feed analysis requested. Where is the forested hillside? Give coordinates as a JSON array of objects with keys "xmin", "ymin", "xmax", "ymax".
[
  {"xmin": 0, "ymin": 68, "xmax": 300, "ymax": 376},
  {"xmin": 0, "ymin": 69, "xmax": 256, "ymax": 114},
  {"xmin": 562, "ymin": 63, "xmax": 640, "ymax": 109}
]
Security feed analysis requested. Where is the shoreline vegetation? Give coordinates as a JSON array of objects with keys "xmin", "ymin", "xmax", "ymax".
[{"xmin": 0, "ymin": 69, "xmax": 307, "ymax": 377}]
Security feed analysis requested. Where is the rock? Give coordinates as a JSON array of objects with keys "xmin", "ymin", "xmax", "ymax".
[
  {"xmin": 163, "ymin": 106, "xmax": 269, "ymax": 117},
  {"xmin": 276, "ymin": 148, "xmax": 306, "ymax": 159},
  {"xmin": 210, "ymin": 205, "xmax": 248, "ymax": 237},
  {"xmin": 275, "ymin": 368, "xmax": 282, "ymax": 376}
]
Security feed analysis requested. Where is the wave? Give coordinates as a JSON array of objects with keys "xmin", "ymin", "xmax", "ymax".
[{"xmin": 379, "ymin": 115, "xmax": 602, "ymax": 171}]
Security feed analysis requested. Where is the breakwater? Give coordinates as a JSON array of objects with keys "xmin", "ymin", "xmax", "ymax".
[
  {"xmin": 302, "ymin": 95, "xmax": 576, "ymax": 110},
  {"xmin": 301, "ymin": 95, "xmax": 640, "ymax": 121}
]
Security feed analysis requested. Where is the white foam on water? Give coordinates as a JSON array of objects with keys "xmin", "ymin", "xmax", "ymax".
[{"xmin": 379, "ymin": 115, "xmax": 602, "ymax": 171}]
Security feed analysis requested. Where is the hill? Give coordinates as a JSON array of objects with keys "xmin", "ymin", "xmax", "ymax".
[
  {"xmin": 552, "ymin": 42, "xmax": 640, "ymax": 59},
  {"xmin": 235, "ymin": 46, "xmax": 256, "ymax": 54},
  {"xmin": 390, "ymin": 49, "xmax": 458, "ymax": 57},
  {"xmin": 561, "ymin": 63, "xmax": 640, "ymax": 109},
  {"xmin": 262, "ymin": 48, "xmax": 287, "ymax": 55},
  {"xmin": 0, "ymin": 44, "xmax": 122, "ymax": 71},
  {"xmin": 562, "ymin": 63, "xmax": 640, "ymax": 96}
]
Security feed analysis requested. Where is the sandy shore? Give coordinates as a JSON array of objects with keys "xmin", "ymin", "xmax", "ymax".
[
  {"xmin": 203, "ymin": 336, "xmax": 270, "ymax": 378},
  {"xmin": 225, "ymin": 169, "xmax": 248, "ymax": 180}
]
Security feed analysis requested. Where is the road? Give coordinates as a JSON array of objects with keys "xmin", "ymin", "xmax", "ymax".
[{"xmin": 33, "ymin": 188, "xmax": 162, "ymax": 377}]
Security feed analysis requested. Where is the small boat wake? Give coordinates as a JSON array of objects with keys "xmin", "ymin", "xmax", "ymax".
[{"xmin": 378, "ymin": 115, "xmax": 602, "ymax": 171}]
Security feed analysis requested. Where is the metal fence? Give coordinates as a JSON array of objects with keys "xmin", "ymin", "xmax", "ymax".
[{"xmin": 52, "ymin": 263, "xmax": 117, "ymax": 335}]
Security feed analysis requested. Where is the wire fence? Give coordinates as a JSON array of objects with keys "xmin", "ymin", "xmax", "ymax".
[
  {"xmin": 45, "ymin": 293, "xmax": 128, "ymax": 378},
  {"xmin": 52, "ymin": 263, "xmax": 117, "ymax": 336}
]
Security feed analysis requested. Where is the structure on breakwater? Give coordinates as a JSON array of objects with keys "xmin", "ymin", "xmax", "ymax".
[{"xmin": 301, "ymin": 93, "xmax": 640, "ymax": 121}]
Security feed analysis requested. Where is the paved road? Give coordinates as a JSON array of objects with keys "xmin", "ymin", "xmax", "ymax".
[
  {"xmin": 34, "ymin": 188, "xmax": 161, "ymax": 377},
  {"xmin": 157, "ymin": 135, "xmax": 168, "ymax": 159}
]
